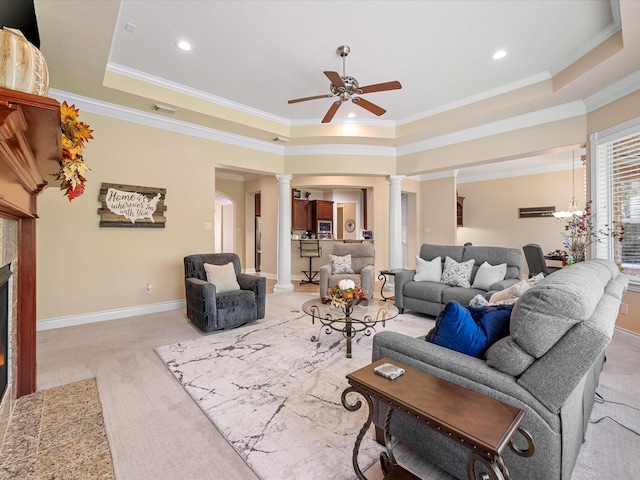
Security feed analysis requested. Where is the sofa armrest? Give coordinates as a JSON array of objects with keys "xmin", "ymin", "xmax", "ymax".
[
  {"xmin": 392, "ymin": 269, "xmax": 415, "ymax": 310},
  {"xmin": 185, "ymin": 277, "xmax": 217, "ymax": 318},
  {"xmin": 186, "ymin": 277, "xmax": 216, "ymax": 297},
  {"xmin": 360, "ymin": 264, "xmax": 375, "ymax": 299},
  {"xmin": 237, "ymin": 273, "xmax": 267, "ymax": 319},
  {"xmin": 319, "ymin": 264, "xmax": 332, "ymax": 298},
  {"xmin": 372, "ymin": 331, "xmax": 557, "ymax": 428}
]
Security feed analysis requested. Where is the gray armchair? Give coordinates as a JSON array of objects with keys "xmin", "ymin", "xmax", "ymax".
[
  {"xmin": 184, "ymin": 253, "xmax": 266, "ymax": 332},
  {"xmin": 319, "ymin": 242, "xmax": 375, "ymax": 300}
]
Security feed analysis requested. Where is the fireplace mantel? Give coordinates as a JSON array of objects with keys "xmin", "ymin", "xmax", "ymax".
[{"xmin": 0, "ymin": 87, "xmax": 61, "ymax": 397}]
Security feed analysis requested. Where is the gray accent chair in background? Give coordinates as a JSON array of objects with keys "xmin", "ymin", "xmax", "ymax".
[
  {"xmin": 184, "ymin": 253, "xmax": 266, "ymax": 332},
  {"xmin": 523, "ymin": 243, "xmax": 561, "ymax": 278},
  {"xmin": 319, "ymin": 242, "xmax": 375, "ymax": 300}
]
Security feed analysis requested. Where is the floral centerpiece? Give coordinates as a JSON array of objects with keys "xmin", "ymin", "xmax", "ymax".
[
  {"xmin": 56, "ymin": 101, "xmax": 93, "ymax": 201},
  {"xmin": 325, "ymin": 279, "xmax": 367, "ymax": 308},
  {"xmin": 562, "ymin": 200, "xmax": 624, "ymax": 264}
]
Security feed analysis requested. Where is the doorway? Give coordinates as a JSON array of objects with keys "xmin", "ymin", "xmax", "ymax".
[{"xmin": 215, "ymin": 192, "xmax": 235, "ymax": 253}]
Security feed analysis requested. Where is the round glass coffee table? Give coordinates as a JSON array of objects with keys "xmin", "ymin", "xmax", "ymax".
[{"xmin": 301, "ymin": 298, "xmax": 399, "ymax": 358}]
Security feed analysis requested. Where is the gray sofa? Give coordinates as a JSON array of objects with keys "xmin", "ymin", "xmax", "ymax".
[
  {"xmin": 394, "ymin": 244, "xmax": 524, "ymax": 316},
  {"xmin": 372, "ymin": 259, "xmax": 628, "ymax": 480}
]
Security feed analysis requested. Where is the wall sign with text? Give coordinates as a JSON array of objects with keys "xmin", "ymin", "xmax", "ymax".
[
  {"xmin": 518, "ymin": 206, "xmax": 556, "ymax": 218},
  {"xmin": 98, "ymin": 183, "xmax": 167, "ymax": 228}
]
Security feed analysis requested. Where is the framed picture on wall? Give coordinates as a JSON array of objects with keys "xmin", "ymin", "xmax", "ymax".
[{"xmin": 293, "ymin": 189, "xmax": 301, "ymax": 199}]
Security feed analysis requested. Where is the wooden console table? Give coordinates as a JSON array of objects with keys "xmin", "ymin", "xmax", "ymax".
[{"xmin": 341, "ymin": 358, "xmax": 535, "ymax": 480}]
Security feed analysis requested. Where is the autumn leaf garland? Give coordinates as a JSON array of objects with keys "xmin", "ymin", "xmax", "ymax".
[{"xmin": 57, "ymin": 101, "xmax": 93, "ymax": 201}]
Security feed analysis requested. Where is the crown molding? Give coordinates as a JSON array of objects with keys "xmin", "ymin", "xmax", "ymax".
[
  {"xmin": 397, "ymin": 72, "xmax": 552, "ymax": 125},
  {"xmin": 284, "ymin": 144, "xmax": 396, "ymax": 157},
  {"xmin": 549, "ymin": 9, "xmax": 622, "ymax": 77},
  {"xmin": 398, "ymin": 100, "xmax": 586, "ymax": 156},
  {"xmin": 106, "ymin": 62, "xmax": 291, "ymax": 125},
  {"xmin": 48, "ymin": 89, "xmax": 285, "ymax": 156},
  {"xmin": 584, "ymin": 68, "xmax": 640, "ymax": 113}
]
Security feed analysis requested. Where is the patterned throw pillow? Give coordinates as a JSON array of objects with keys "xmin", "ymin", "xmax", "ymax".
[
  {"xmin": 330, "ymin": 254, "xmax": 354, "ymax": 274},
  {"xmin": 440, "ymin": 256, "xmax": 475, "ymax": 288}
]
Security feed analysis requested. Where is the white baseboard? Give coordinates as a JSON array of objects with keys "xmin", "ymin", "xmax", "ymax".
[
  {"xmin": 37, "ymin": 300, "xmax": 186, "ymax": 331},
  {"xmin": 613, "ymin": 326, "xmax": 640, "ymax": 347}
]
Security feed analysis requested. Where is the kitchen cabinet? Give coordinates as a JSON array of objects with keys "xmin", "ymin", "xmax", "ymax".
[
  {"xmin": 312, "ymin": 200, "xmax": 333, "ymax": 221},
  {"xmin": 292, "ymin": 199, "xmax": 310, "ymax": 230}
]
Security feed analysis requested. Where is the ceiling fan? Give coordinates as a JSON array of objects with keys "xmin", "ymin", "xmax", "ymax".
[{"xmin": 288, "ymin": 45, "xmax": 402, "ymax": 123}]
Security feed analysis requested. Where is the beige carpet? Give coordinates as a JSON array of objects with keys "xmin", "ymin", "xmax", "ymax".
[{"xmin": 0, "ymin": 378, "xmax": 115, "ymax": 479}]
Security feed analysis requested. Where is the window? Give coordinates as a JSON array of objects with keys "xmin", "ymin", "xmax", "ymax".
[{"xmin": 591, "ymin": 115, "xmax": 640, "ymax": 287}]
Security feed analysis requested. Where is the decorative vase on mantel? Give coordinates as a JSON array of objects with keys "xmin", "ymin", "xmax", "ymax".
[{"xmin": 0, "ymin": 27, "xmax": 49, "ymax": 96}]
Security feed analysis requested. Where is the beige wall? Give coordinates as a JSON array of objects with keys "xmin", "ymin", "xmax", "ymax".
[
  {"xmin": 419, "ymin": 177, "xmax": 457, "ymax": 254},
  {"xmin": 456, "ymin": 168, "xmax": 585, "ymax": 263},
  {"xmin": 36, "ymin": 113, "xmax": 272, "ymax": 320}
]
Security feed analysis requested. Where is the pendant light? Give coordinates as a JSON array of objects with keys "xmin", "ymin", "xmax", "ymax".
[{"xmin": 553, "ymin": 150, "xmax": 584, "ymax": 218}]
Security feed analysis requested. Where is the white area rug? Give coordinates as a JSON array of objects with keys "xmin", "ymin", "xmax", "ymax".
[{"xmin": 155, "ymin": 293, "xmax": 432, "ymax": 480}]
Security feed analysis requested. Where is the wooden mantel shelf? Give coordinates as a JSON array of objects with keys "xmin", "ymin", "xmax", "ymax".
[
  {"xmin": 0, "ymin": 87, "xmax": 61, "ymax": 217},
  {"xmin": 0, "ymin": 87, "xmax": 61, "ymax": 398}
]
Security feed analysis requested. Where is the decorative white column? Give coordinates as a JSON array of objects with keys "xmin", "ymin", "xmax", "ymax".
[
  {"xmin": 274, "ymin": 174, "xmax": 294, "ymax": 293},
  {"xmin": 387, "ymin": 175, "xmax": 404, "ymax": 270}
]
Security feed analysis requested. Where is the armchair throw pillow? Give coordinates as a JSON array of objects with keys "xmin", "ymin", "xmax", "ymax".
[
  {"xmin": 441, "ymin": 256, "xmax": 475, "ymax": 288},
  {"xmin": 414, "ymin": 256, "xmax": 442, "ymax": 282},
  {"xmin": 204, "ymin": 262, "xmax": 241, "ymax": 293},
  {"xmin": 330, "ymin": 254, "xmax": 354, "ymax": 274}
]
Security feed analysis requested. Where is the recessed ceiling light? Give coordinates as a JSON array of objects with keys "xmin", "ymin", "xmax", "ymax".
[
  {"xmin": 347, "ymin": 113, "xmax": 356, "ymax": 119},
  {"xmin": 492, "ymin": 49, "xmax": 507, "ymax": 60},
  {"xmin": 177, "ymin": 40, "xmax": 192, "ymax": 51}
]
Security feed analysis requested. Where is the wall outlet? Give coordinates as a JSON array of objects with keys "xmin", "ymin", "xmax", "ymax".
[
  {"xmin": 146, "ymin": 283, "xmax": 152, "ymax": 294},
  {"xmin": 620, "ymin": 302, "xmax": 629, "ymax": 315},
  {"xmin": 203, "ymin": 222, "xmax": 212, "ymax": 230}
]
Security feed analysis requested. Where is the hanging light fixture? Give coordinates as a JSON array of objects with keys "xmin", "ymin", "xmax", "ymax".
[{"xmin": 553, "ymin": 150, "xmax": 584, "ymax": 218}]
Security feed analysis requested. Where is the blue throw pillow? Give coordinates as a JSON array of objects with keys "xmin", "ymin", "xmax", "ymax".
[
  {"xmin": 468, "ymin": 305, "xmax": 513, "ymax": 346},
  {"xmin": 426, "ymin": 302, "xmax": 514, "ymax": 358},
  {"xmin": 426, "ymin": 302, "xmax": 487, "ymax": 357}
]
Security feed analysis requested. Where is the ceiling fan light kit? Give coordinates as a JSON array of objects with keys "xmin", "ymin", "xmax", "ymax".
[{"xmin": 288, "ymin": 45, "xmax": 402, "ymax": 123}]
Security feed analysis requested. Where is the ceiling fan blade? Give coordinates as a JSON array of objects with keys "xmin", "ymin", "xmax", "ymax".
[
  {"xmin": 324, "ymin": 71, "xmax": 345, "ymax": 89},
  {"xmin": 352, "ymin": 97, "xmax": 386, "ymax": 116},
  {"xmin": 288, "ymin": 94, "xmax": 334, "ymax": 104},
  {"xmin": 358, "ymin": 81, "xmax": 402, "ymax": 94},
  {"xmin": 322, "ymin": 101, "xmax": 342, "ymax": 123}
]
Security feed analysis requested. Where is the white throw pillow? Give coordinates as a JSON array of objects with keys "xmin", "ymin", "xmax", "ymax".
[
  {"xmin": 489, "ymin": 279, "xmax": 530, "ymax": 305},
  {"xmin": 204, "ymin": 262, "xmax": 241, "ymax": 293},
  {"xmin": 414, "ymin": 256, "xmax": 442, "ymax": 282},
  {"xmin": 472, "ymin": 261, "xmax": 507, "ymax": 290},
  {"xmin": 441, "ymin": 256, "xmax": 475, "ymax": 288},
  {"xmin": 330, "ymin": 254, "xmax": 354, "ymax": 274}
]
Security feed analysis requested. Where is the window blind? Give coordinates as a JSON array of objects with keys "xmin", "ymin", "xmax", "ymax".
[{"xmin": 593, "ymin": 123, "xmax": 640, "ymax": 281}]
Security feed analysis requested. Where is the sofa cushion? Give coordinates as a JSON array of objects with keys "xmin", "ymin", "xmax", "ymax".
[
  {"xmin": 472, "ymin": 261, "xmax": 507, "ymax": 290},
  {"xmin": 426, "ymin": 302, "xmax": 513, "ymax": 358},
  {"xmin": 404, "ymin": 280, "xmax": 449, "ymax": 304},
  {"xmin": 330, "ymin": 254, "xmax": 354, "ymax": 274},
  {"xmin": 510, "ymin": 263, "xmax": 609, "ymax": 358},
  {"xmin": 441, "ymin": 257, "xmax": 475, "ymax": 288},
  {"xmin": 486, "ymin": 336, "xmax": 536, "ymax": 376},
  {"xmin": 204, "ymin": 262, "xmax": 241, "ymax": 293},
  {"xmin": 414, "ymin": 256, "xmax": 442, "ymax": 282}
]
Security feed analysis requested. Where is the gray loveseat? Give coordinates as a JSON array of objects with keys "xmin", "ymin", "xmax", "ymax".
[
  {"xmin": 394, "ymin": 244, "xmax": 524, "ymax": 316},
  {"xmin": 372, "ymin": 259, "xmax": 628, "ymax": 480}
]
